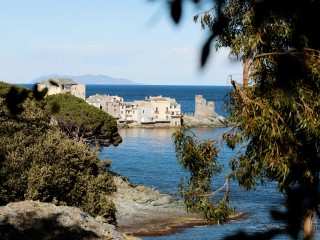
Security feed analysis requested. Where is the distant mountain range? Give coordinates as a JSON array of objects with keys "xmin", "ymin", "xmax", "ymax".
[{"xmin": 33, "ymin": 74, "xmax": 141, "ymax": 85}]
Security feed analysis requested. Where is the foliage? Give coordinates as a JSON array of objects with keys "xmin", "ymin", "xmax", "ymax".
[
  {"xmin": 173, "ymin": 127, "xmax": 233, "ymax": 223},
  {"xmin": 166, "ymin": 0, "xmax": 320, "ymax": 238},
  {"xmin": 45, "ymin": 93, "xmax": 122, "ymax": 148},
  {"xmin": 0, "ymin": 83, "xmax": 117, "ymax": 224},
  {"xmin": 0, "ymin": 82, "xmax": 32, "ymax": 114}
]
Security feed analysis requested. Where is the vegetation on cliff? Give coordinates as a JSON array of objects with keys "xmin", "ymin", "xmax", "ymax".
[
  {"xmin": 0, "ymin": 82, "xmax": 118, "ymax": 224},
  {"xmin": 45, "ymin": 93, "xmax": 122, "ymax": 148}
]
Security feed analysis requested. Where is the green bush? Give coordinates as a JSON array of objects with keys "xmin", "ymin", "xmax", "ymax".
[
  {"xmin": 0, "ymin": 83, "xmax": 117, "ymax": 224},
  {"xmin": 45, "ymin": 94, "xmax": 122, "ymax": 148}
]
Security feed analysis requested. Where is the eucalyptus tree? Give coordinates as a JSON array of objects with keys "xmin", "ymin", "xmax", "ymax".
[{"xmin": 167, "ymin": 0, "xmax": 320, "ymax": 239}]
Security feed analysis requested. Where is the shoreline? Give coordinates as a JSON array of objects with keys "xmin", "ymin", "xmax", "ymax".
[
  {"xmin": 117, "ymin": 113, "xmax": 233, "ymax": 129},
  {"xmin": 112, "ymin": 175, "xmax": 246, "ymax": 237},
  {"xmin": 123, "ymin": 212, "xmax": 246, "ymax": 237}
]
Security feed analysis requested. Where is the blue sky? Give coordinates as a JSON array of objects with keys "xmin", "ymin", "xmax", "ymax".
[{"xmin": 0, "ymin": 0, "xmax": 242, "ymax": 85}]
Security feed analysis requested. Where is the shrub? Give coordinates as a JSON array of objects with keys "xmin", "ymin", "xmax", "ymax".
[{"xmin": 0, "ymin": 83, "xmax": 117, "ymax": 223}]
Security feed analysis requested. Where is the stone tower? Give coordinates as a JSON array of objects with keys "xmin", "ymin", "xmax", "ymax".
[{"xmin": 194, "ymin": 95, "xmax": 215, "ymax": 117}]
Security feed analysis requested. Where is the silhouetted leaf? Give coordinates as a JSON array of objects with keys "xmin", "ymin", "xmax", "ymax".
[
  {"xmin": 49, "ymin": 79, "xmax": 59, "ymax": 87},
  {"xmin": 201, "ymin": 34, "xmax": 214, "ymax": 67},
  {"xmin": 5, "ymin": 86, "xmax": 29, "ymax": 115},
  {"xmin": 33, "ymin": 84, "xmax": 48, "ymax": 101},
  {"xmin": 193, "ymin": 15, "xmax": 199, "ymax": 23},
  {"xmin": 170, "ymin": 0, "xmax": 182, "ymax": 24}
]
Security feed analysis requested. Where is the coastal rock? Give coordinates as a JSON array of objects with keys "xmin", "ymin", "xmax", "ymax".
[
  {"xmin": 0, "ymin": 176, "xmax": 246, "ymax": 239},
  {"xmin": 111, "ymin": 176, "xmax": 245, "ymax": 236},
  {"xmin": 112, "ymin": 176, "xmax": 178, "ymax": 208},
  {"xmin": 182, "ymin": 112, "xmax": 228, "ymax": 128},
  {"xmin": 111, "ymin": 176, "xmax": 205, "ymax": 235},
  {"xmin": 152, "ymin": 196, "xmax": 173, "ymax": 206},
  {"xmin": 0, "ymin": 200, "xmax": 133, "ymax": 240}
]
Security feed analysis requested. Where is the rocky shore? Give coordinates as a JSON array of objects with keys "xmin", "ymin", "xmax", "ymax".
[
  {"xmin": 0, "ymin": 176, "xmax": 245, "ymax": 239},
  {"xmin": 111, "ymin": 175, "xmax": 245, "ymax": 237},
  {"xmin": 182, "ymin": 113, "xmax": 228, "ymax": 128},
  {"xmin": 117, "ymin": 114, "xmax": 229, "ymax": 129},
  {"xmin": 112, "ymin": 175, "xmax": 202, "ymax": 236},
  {"xmin": 0, "ymin": 200, "xmax": 134, "ymax": 240}
]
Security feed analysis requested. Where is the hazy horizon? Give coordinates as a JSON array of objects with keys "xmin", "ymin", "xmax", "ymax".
[{"xmin": 0, "ymin": 1, "xmax": 242, "ymax": 86}]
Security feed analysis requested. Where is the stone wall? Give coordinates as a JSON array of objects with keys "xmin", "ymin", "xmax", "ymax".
[{"xmin": 194, "ymin": 95, "xmax": 215, "ymax": 117}]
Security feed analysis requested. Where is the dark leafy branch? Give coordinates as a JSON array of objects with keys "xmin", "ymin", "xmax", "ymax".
[
  {"xmin": 173, "ymin": 127, "xmax": 233, "ymax": 223},
  {"xmin": 165, "ymin": 0, "xmax": 320, "ymax": 239}
]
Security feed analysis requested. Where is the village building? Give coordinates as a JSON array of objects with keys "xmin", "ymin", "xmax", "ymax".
[
  {"xmin": 37, "ymin": 78, "xmax": 86, "ymax": 100},
  {"xmin": 86, "ymin": 94, "xmax": 123, "ymax": 119},
  {"xmin": 85, "ymin": 97, "xmax": 101, "ymax": 109},
  {"xmin": 145, "ymin": 96, "xmax": 181, "ymax": 126},
  {"xmin": 119, "ymin": 101, "xmax": 140, "ymax": 122},
  {"xmin": 139, "ymin": 104, "xmax": 156, "ymax": 124},
  {"xmin": 86, "ymin": 94, "xmax": 181, "ymax": 127}
]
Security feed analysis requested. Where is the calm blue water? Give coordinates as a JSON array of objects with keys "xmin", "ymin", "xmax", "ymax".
[
  {"xmin": 87, "ymin": 85, "xmax": 290, "ymax": 240},
  {"xmin": 102, "ymin": 127, "xmax": 290, "ymax": 240},
  {"xmin": 20, "ymin": 84, "xmax": 315, "ymax": 239}
]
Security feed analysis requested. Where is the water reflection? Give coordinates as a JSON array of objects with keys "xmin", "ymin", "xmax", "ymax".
[{"xmin": 118, "ymin": 128, "xmax": 177, "ymax": 141}]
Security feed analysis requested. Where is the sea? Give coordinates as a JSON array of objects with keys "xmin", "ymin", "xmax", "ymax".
[{"xmin": 21, "ymin": 84, "xmax": 318, "ymax": 239}]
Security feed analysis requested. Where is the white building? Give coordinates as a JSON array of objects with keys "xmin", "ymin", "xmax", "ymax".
[
  {"xmin": 86, "ymin": 94, "xmax": 123, "ymax": 119},
  {"xmin": 145, "ymin": 96, "xmax": 181, "ymax": 126},
  {"xmin": 37, "ymin": 78, "xmax": 86, "ymax": 100},
  {"xmin": 87, "ymin": 94, "xmax": 181, "ymax": 127}
]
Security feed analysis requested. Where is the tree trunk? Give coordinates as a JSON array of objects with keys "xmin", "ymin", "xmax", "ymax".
[
  {"xmin": 243, "ymin": 58, "xmax": 250, "ymax": 87},
  {"xmin": 77, "ymin": 126, "xmax": 84, "ymax": 144},
  {"xmin": 303, "ymin": 209, "xmax": 314, "ymax": 240}
]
